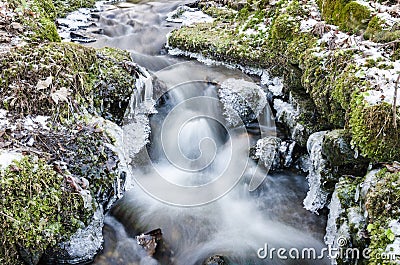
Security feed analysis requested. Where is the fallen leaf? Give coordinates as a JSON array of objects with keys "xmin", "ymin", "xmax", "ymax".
[
  {"xmin": 36, "ymin": 76, "xmax": 53, "ymax": 90},
  {"xmin": 51, "ymin": 87, "xmax": 70, "ymax": 104}
]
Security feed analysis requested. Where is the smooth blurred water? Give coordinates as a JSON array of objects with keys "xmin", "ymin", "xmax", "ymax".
[{"xmin": 87, "ymin": 1, "xmax": 328, "ymax": 264}]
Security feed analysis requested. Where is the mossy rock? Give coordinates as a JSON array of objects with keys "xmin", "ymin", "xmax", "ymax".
[
  {"xmin": 365, "ymin": 169, "xmax": 400, "ymax": 265},
  {"xmin": 0, "ymin": 156, "xmax": 91, "ymax": 265},
  {"xmin": 0, "ymin": 43, "xmax": 137, "ymax": 125},
  {"xmin": 338, "ymin": 1, "xmax": 370, "ymax": 34},
  {"xmin": 322, "ymin": 129, "xmax": 369, "ymax": 166},
  {"xmin": 365, "ymin": 16, "xmax": 400, "ymax": 43},
  {"xmin": 8, "ymin": 0, "xmax": 60, "ymax": 42},
  {"xmin": 322, "ymin": 129, "xmax": 369, "ymax": 180},
  {"xmin": 301, "ymin": 49, "xmax": 359, "ymax": 128},
  {"xmin": 95, "ymin": 47, "xmax": 138, "ymax": 125},
  {"xmin": 0, "ymin": 42, "xmax": 98, "ymax": 119},
  {"xmin": 349, "ymin": 94, "xmax": 400, "ymax": 162},
  {"xmin": 318, "ymin": 0, "xmax": 349, "ymax": 23}
]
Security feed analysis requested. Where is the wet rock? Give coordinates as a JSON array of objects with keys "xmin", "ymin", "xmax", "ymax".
[
  {"xmin": 136, "ymin": 228, "xmax": 163, "ymax": 256},
  {"xmin": 42, "ymin": 207, "xmax": 105, "ymax": 265},
  {"xmin": 251, "ymin": 136, "xmax": 280, "ymax": 170},
  {"xmin": 322, "ymin": 130, "xmax": 367, "ymax": 166},
  {"xmin": 219, "ymin": 78, "xmax": 267, "ymax": 127},
  {"xmin": 203, "ymin": 255, "xmax": 227, "ymax": 265},
  {"xmin": 322, "ymin": 129, "xmax": 369, "ymax": 177}
]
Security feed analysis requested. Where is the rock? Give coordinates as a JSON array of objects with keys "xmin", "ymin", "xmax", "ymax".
[
  {"xmin": 322, "ymin": 130, "xmax": 366, "ymax": 166},
  {"xmin": 322, "ymin": 129, "xmax": 369, "ymax": 177},
  {"xmin": 251, "ymin": 136, "xmax": 280, "ymax": 170},
  {"xmin": 42, "ymin": 207, "xmax": 105, "ymax": 264},
  {"xmin": 136, "ymin": 228, "xmax": 163, "ymax": 256},
  {"xmin": 203, "ymin": 254, "xmax": 227, "ymax": 265},
  {"xmin": 219, "ymin": 78, "xmax": 267, "ymax": 127}
]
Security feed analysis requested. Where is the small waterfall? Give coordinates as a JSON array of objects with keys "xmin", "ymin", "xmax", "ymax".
[
  {"xmin": 86, "ymin": 1, "xmax": 329, "ymax": 264},
  {"xmin": 109, "ymin": 65, "xmax": 328, "ymax": 264}
]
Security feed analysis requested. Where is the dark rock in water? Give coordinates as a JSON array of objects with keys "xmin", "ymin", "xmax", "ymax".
[
  {"xmin": 70, "ymin": 32, "xmax": 96, "ymax": 43},
  {"xmin": 136, "ymin": 228, "xmax": 163, "ymax": 256},
  {"xmin": 203, "ymin": 255, "xmax": 227, "ymax": 265},
  {"xmin": 91, "ymin": 13, "xmax": 100, "ymax": 19}
]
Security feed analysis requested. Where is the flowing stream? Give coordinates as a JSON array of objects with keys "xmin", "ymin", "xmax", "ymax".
[{"xmin": 82, "ymin": 1, "xmax": 329, "ymax": 264}]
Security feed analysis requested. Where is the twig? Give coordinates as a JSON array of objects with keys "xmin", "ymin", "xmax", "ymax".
[
  {"xmin": 0, "ymin": 211, "xmax": 20, "ymax": 224},
  {"xmin": 378, "ymin": 39, "xmax": 400, "ymax": 47},
  {"xmin": 394, "ymin": 73, "xmax": 400, "ymax": 135}
]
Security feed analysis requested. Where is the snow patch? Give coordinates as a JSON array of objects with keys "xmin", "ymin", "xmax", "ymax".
[
  {"xmin": 300, "ymin": 18, "xmax": 319, "ymax": 32},
  {"xmin": 166, "ymin": 6, "xmax": 213, "ymax": 26},
  {"xmin": 0, "ymin": 151, "xmax": 23, "ymax": 169}
]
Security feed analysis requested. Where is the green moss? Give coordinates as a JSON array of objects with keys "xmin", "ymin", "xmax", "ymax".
[
  {"xmin": 392, "ymin": 45, "xmax": 400, "ymax": 61},
  {"xmin": 365, "ymin": 16, "xmax": 400, "ymax": 43},
  {"xmin": 0, "ymin": 156, "xmax": 90, "ymax": 265},
  {"xmin": 95, "ymin": 47, "xmax": 137, "ymax": 125},
  {"xmin": 270, "ymin": 13, "xmax": 299, "ymax": 41},
  {"xmin": 301, "ymin": 49, "xmax": 359, "ymax": 127},
  {"xmin": 365, "ymin": 16, "xmax": 384, "ymax": 40},
  {"xmin": 0, "ymin": 42, "xmax": 98, "ymax": 119},
  {"xmin": 338, "ymin": 2, "xmax": 370, "ymax": 33},
  {"xmin": 0, "ymin": 43, "xmax": 136, "ymax": 125},
  {"xmin": 202, "ymin": 6, "xmax": 236, "ymax": 20},
  {"xmin": 319, "ymin": 0, "xmax": 371, "ymax": 34},
  {"xmin": 350, "ymin": 94, "xmax": 400, "ymax": 162},
  {"xmin": 336, "ymin": 176, "xmax": 362, "ymax": 208},
  {"xmin": 37, "ymin": 17, "xmax": 61, "ymax": 42},
  {"xmin": 318, "ymin": 0, "xmax": 350, "ymax": 24},
  {"xmin": 52, "ymin": 0, "xmax": 96, "ymax": 18},
  {"xmin": 366, "ymin": 169, "xmax": 400, "ymax": 265}
]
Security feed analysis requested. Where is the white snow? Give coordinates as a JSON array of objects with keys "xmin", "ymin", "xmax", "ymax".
[
  {"xmin": 0, "ymin": 151, "xmax": 23, "ymax": 169},
  {"xmin": 386, "ymin": 238, "xmax": 400, "ymax": 264},
  {"xmin": 274, "ymin": 98, "xmax": 297, "ymax": 122},
  {"xmin": 0, "ymin": 109, "xmax": 8, "ymax": 127},
  {"xmin": 23, "ymin": 115, "xmax": 50, "ymax": 131},
  {"xmin": 389, "ymin": 220, "xmax": 400, "ymax": 236},
  {"xmin": 166, "ymin": 6, "xmax": 213, "ymax": 26},
  {"xmin": 300, "ymin": 18, "xmax": 319, "ymax": 32}
]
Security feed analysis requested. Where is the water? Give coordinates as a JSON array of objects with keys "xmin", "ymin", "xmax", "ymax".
[{"xmin": 85, "ymin": 1, "xmax": 328, "ymax": 264}]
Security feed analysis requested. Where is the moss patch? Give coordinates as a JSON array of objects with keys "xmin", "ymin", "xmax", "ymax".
[
  {"xmin": 301, "ymin": 49, "xmax": 361, "ymax": 127},
  {"xmin": 366, "ymin": 169, "xmax": 400, "ymax": 265},
  {"xmin": 338, "ymin": 1, "xmax": 370, "ymax": 34},
  {"xmin": 0, "ymin": 156, "xmax": 90, "ymax": 265},
  {"xmin": 0, "ymin": 43, "xmax": 137, "ymax": 125},
  {"xmin": 7, "ymin": 0, "xmax": 97, "ymax": 42},
  {"xmin": 349, "ymin": 94, "xmax": 400, "ymax": 162}
]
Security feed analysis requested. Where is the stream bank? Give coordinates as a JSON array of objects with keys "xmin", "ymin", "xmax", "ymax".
[{"xmin": 0, "ymin": 1, "xmax": 147, "ymax": 264}]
